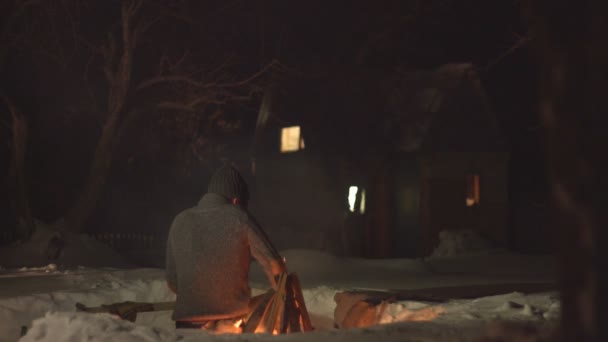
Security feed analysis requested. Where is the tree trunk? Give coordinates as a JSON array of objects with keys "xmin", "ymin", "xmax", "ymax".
[
  {"xmin": 3, "ymin": 96, "xmax": 34, "ymax": 241},
  {"xmin": 366, "ymin": 159, "xmax": 393, "ymax": 258},
  {"xmin": 61, "ymin": 1, "xmax": 135, "ymax": 234},
  {"xmin": 525, "ymin": 0, "xmax": 608, "ymax": 340},
  {"xmin": 62, "ymin": 116, "xmax": 120, "ymax": 234}
]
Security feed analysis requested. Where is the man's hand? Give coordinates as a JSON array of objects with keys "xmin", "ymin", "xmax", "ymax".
[
  {"xmin": 269, "ymin": 259, "xmax": 287, "ymax": 288},
  {"xmin": 271, "ymin": 258, "xmax": 287, "ymax": 274}
]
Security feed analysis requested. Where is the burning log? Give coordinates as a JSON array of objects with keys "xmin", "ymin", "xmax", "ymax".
[
  {"xmin": 263, "ymin": 271, "xmax": 288, "ymax": 333},
  {"xmin": 289, "ymin": 272, "xmax": 314, "ymax": 331},
  {"xmin": 243, "ymin": 289, "xmax": 276, "ymax": 332},
  {"xmin": 245, "ymin": 272, "xmax": 314, "ymax": 334}
]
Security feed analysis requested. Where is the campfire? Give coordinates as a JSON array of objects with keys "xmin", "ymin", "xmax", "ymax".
[
  {"xmin": 75, "ymin": 271, "xmax": 313, "ymax": 335},
  {"xmin": 240, "ymin": 272, "xmax": 314, "ymax": 334}
]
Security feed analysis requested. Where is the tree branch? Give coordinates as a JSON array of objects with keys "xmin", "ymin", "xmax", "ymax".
[
  {"xmin": 484, "ymin": 35, "xmax": 532, "ymax": 71},
  {"xmin": 158, "ymin": 90, "xmax": 257, "ymax": 112},
  {"xmin": 136, "ymin": 59, "xmax": 281, "ymax": 91}
]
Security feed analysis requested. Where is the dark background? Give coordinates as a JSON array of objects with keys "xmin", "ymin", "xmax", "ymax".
[{"xmin": 0, "ymin": 0, "xmax": 550, "ymax": 264}]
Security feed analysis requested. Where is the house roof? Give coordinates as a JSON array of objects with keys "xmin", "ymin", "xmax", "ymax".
[
  {"xmin": 261, "ymin": 63, "xmax": 507, "ymax": 157},
  {"xmin": 384, "ymin": 63, "xmax": 507, "ymax": 152}
]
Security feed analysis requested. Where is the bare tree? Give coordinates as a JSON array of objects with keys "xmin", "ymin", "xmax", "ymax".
[
  {"xmin": 1, "ymin": 96, "xmax": 34, "ymax": 241},
  {"xmin": 0, "ymin": 0, "xmax": 42, "ymax": 242},
  {"xmin": 62, "ymin": 0, "xmax": 280, "ymax": 235},
  {"xmin": 0, "ymin": 0, "xmax": 39, "ymax": 67},
  {"xmin": 2, "ymin": 0, "xmax": 280, "ymax": 257},
  {"xmin": 524, "ymin": 0, "xmax": 608, "ymax": 340},
  {"xmin": 59, "ymin": 1, "xmax": 141, "ymax": 236}
]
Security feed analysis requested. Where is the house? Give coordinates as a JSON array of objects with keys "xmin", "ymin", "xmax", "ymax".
[{"xmin": 248, "ymin": 64, "xmax": 508, "ymax": 258}]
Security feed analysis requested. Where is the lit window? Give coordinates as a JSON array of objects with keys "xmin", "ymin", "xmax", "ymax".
[
  {"xmin": 348, "ymin": 186, "xmax": 366, "ymax": 214},
  {"xmin": 466, "ymin": 174, "xmax": 480, "ymax": 207},
  {"xmin": 359, "ymin": 189, "xmax": 366, "ymax": 214},
  {"xmin": 280, "ymin": 126, "xmax": 304, "ymax": 153},
  {"xmin": 348, "ymin": 186, "xmax": 358, "ymax": 212}
]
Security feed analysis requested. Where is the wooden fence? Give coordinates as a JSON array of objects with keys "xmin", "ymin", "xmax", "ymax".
[
  {"xmin": 0, "ymin": 230, "xmax": 165, "ymax": 267},
  {"xmin": 87, "ymin": 232, "xmax": 162, "ymax": 251},
  {"xmin": 89, "ymin": 232, "xmax": 166, "ymax": 266},
  {"xmin": 0, "ymin": 230, "xmax": 163, "ymax": 251}
]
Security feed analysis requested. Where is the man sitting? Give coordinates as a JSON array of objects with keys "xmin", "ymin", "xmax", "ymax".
[{"xmin": 165, "ymin": 164, "xmax": 285, "ymax": 331}]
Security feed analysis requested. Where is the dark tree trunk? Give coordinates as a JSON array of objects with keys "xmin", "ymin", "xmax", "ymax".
[
  {"xmin": 3, "ymin": 96, "xmax": 34, "ymax": 241},
  {"xmin": 525, "ymin": 0, "xmax": 608, "ymax": 340},
  {"xmin": 61, "ymin": 1, "xmax": 135, "ymax": 234},
  {"xmin": 62, "ymin": 117, "xmax": 120, "ymax": 233}
]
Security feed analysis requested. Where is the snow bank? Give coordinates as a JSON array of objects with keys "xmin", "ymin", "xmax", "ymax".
[
  {"xmin": 430, "ymin": 230, "xmax": 503, "ymax": 258},
  {"xmin": 0, "ymin": 269, "xmax": 174, "ymax": 341},
  {"xmin": 21, "ymin": 311, "xmax": 460, "ymax": 342},
  {"xmin": 2, "ymin": 264, "xmax": 560, "ymax": 341},
  {"xmin": 0, "ymin": 248, "xmax": 560, "ymax": 341},
  {"xmin": 251, "ymin": 249, "xmax": 431, "ymax": 290},
  {"xmin": 0, "ymin": 226, "xmax": 133, "ymax": 269},
  {"xmin": 21, "ymin": 312, "xmax": 176, "ymax": 342},
  {"xmin": 20, "ymin": 292, "xmax": 559, "ymax": 342}
]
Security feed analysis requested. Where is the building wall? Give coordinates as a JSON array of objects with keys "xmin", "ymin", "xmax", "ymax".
[
  {"xmin": 251, "ymin": 153, "xmax": 345, "ymax": 254},
  {"xmin": 419, "ymin": 151, "xmax": 509, "ymax": 255},
  {"xmin": 391, "ymin": 153, "xmax": 422, "ymax": 257}
]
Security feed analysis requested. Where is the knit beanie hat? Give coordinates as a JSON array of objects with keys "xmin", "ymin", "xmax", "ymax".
[{"xmin": 207, "ymin": 165, "xmax": 249, "ymax": 201}]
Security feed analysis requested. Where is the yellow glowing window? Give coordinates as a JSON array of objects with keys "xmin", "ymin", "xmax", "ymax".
[
  {"xmin": 348, "ymin": 186, "xmax": 366, "ymax": 214},
  {"xmin": 359, "ymin": 189, "xmax": 366, "ymax": 214},
  {"xmin": 280, "ymin": 126, "xmax": 305, "ymax": 153},
  {"xmin": 466, "ymin": 174, "xmax": 480, "ymax": 207},
  {"xmin": 348, "ymin": 186, "xmax": 358, "ymax": 212}
]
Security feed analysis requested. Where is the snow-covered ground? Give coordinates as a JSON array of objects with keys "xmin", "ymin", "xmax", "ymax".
[{"xmin": 0, "ymin": 229, "xmax": 559, "ymax": 341}]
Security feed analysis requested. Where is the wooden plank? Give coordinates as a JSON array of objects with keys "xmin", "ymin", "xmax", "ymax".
[
  {"xmin": 76, "ymin": 302, "xmax": 106, "ymax": 313},
  {"xmin": 289, "ymin": 273, "xmax": 314, "ymax": 331},
  {"xmin": 151, "ymin": 302, "xmax": 175, "ymax": 311},
  {"xmin": 243, "ymin": 289, "xmax": 275, "ymax": 333},
  {"xmin": 363, "ymin": 282, "xmax": 557, "ymax": 302},
  {"xmin": 277, "ymin": 279, "xmax": 288, "ymax": 333},
  {"xmin": 76, "ymin": 301, "xmax": 160, "ymax": 322},
  {"xmin": 263, "ymin": 272, "xmax": 288, "ymax": 333},
  {"xmin": 76, "ymin": 301, "xmax": 175, "ymax": 314},
  {"xmin": 282, "ymin": 275, "xmax": 300, "ymax": 333}
]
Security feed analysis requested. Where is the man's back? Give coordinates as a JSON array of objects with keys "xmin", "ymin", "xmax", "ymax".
[{"xmin": 166, "ymin": 193, "xmax": 273, "ymax": 321}]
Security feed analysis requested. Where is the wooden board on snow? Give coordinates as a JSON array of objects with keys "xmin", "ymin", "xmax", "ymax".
[{"xmin": 346, "ymin": 282, "xmax": 557, "ymax": 302}]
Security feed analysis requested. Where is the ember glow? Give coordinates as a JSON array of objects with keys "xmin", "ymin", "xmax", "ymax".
[
  {"xmin": 466, "ymin": 174, "xmax": 481, "ymax": 207},
  {"xmin": 378, "ymin": 305, "xmax": 445, "ymax": 324}
]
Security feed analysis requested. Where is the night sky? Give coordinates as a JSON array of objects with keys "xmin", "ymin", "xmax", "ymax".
[{"xmin": 0, "ymin": 1, "xmax": 550, "ymax": 258}]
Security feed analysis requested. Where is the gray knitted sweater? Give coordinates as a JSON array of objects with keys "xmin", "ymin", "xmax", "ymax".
[{"xmin": 165, "ymin": 193, "xmax": 282, "ymax": 321}]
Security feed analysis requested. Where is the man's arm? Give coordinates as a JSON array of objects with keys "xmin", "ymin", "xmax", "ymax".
[{"xmin": 245, "ymin": 213, "xmax": 286, "ymax": 288}]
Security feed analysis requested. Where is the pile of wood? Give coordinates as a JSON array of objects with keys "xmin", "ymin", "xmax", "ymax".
[{"xmin": 243, "ymin": 272, "xmax": 314, "ymax": 334}]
